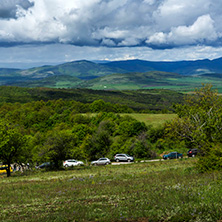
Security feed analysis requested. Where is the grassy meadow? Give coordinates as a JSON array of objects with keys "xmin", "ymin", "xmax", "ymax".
[
  {"xmin": 86, "ymin": 75, "xmax": 222, "ymax": 93},
  {"xmin": 87, "ymin": 113, "xmax": 177, "ymax": 128},
  {"xmin": 1, "ymin": 159, "xmax": 222, "ymax": 222},
  {"xmin": 121, "ymin": 113, "xmax": 177, "ymax": 128}
]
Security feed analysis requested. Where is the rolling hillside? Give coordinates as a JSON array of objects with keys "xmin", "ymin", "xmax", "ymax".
[
  {"xmin": 18, "ymin": 60, "xmax": 125, "ymax": 79},
  {"xmin": 79, "ymin": 71, "xmax": 182, "ymax": 90},
  {"xmin": 1, "ymin": 57, "xmax": 222, "ymax": 91},
  {"xmin": 72, "ymin": 71, "xmax": 222, "ymax": 92}
]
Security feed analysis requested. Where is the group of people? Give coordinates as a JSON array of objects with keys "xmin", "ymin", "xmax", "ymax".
[{"xmin": 12, "ymin": 163, "xmax": 29, "ymax": 172}]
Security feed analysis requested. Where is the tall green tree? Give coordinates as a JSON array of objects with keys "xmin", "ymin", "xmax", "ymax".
[
  {"xmin": 0, "ymin": 121, "xmax": 27, "ymax": 177},
  {"xmin": 41, "ymin": 129, "xmax": 76, "ymax": 168},
  {"xmin": 166, "ymin": 84, "xmax": 222, "ymax": 169}
]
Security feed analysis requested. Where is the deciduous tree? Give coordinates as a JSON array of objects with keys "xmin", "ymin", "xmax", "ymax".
[
  {"xmin": 0, "ymin": 121, "xmax": 27, "ymax": 177},
  {"xmin": 166, "ymin": 84, "xmax": 222, "ymax": 171}
]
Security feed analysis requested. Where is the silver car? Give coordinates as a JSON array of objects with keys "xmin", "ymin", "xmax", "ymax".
[
  {"xmin": 91, "ymin": 158, "xmax": 111, "ymax": 166},
  {"xmin": 63, "ymin": 159, "xmax": 84, "ymax": 167},
  {"xmin": 114, "ymin": 154, "xmax": 134, "ymax": 162}
]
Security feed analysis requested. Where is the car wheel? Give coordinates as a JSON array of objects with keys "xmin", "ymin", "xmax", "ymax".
[
  {"xmin": 65, "ymin": 164, "xmax": 69, "ymax": 167},
  {"xmin": 179, "ymin": 156, "xmax": 181, "ymax": 159},
  {"xmin": 116, "ymin": 159, "xmax": 119, "ymax": 162},
  {"xmin": 128, "ymin": 159, "xmax": 131, "ymax": 162},
  {"xmin": 192, "ymin": 154, "xmax": 195, "ymax": 157},
  {"xmin": 167, "ymin": 157, "xmax": 170, "ymax": 160}
]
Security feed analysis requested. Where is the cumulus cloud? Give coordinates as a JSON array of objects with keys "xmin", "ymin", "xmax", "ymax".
[
  {"xmin": 147, "ymin": 14, "xmax": 218, "ymax": 47},
  {"xmin": 0, "ymin": 0, "xmax": 221, "ymax": 49}
]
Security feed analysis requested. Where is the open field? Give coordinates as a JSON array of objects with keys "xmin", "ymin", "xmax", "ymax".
[
  {"xmin": 1, "ymin": 159, "xmax": 222, "ymax": 221},
  {"xmin": 85, "ymin": 75, "xmax": 222, "ymax": 93},
  {"xmin": 87, "ymin": 113, "xmax": 177, "ymax": 128},
  {"xmin": 120, "ymin": 113, "xmax": 177, "ymax": 127}
]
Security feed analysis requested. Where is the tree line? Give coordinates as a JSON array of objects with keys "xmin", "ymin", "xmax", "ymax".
[
  {"xmin": 0, "ymin": 99, "xmax": 164, "ymax": 176},
  {"xmin": 0, "ymin": 86, "xmax": 183, "ymax": 113}
]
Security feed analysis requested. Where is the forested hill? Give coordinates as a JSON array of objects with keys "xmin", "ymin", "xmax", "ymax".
[{"xmin": 0, "ymin": 86, "xmax": 184, "ymax": 112}]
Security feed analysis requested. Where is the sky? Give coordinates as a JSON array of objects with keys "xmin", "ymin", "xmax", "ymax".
[{"xmin": 1, "ymin": 0, "xmax": 222, "ymax": 68}]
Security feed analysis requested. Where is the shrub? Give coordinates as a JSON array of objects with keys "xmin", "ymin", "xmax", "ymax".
[{"xmin": 196, "ymin": 144, "xmax": 222, "ymax": 172}]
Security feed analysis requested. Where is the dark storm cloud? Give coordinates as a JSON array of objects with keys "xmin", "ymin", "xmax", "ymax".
[
  {"xmin": 0, "ymin": 0, "xmax": 34, "ymax": 19},
  {"xmin": 0, "ymin": 0, "xmax": 222, "ymax": 50}
]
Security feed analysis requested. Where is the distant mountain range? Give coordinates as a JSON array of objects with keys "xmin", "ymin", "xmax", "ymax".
[
  {"xmin": 104, "ymin": 57, "xmax": 222, "ymax": 75},
  {"xmin": 1, "ymin": 57, "xmax": 222, "ymax": 90}
]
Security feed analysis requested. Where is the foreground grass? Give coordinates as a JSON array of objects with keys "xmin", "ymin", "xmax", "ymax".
[{"xmin": 1, "ymin": 159, "xmax": 222, "ymax": 222}]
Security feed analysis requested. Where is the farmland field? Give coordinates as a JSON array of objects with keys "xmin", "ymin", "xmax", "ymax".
[{"xmin": 1, "ymin": 159, "xmax": 222, "ymax": 221}]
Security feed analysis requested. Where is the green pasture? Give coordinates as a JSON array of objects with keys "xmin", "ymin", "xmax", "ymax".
[
  {"xmin": 120, "ymin": 113, "xmax": 177, "ymax": 127},
  {"xmin": 86, "ymin": 113, "xmax": 177, "ymax": 128},
  {"xmin": 88, "ymin": 75, "xmax": 222, "ymax": 93},
  {"xmin": 90, "ymin": 83, "xmax": 141, "ymax": 90},
  {"xmin": 1, "ymin": 159, "xmax": 222, "ymax": 221}
]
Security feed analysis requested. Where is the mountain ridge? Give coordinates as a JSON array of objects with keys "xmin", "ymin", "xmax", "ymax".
[{"xmin": 1, "ymin": 57, "xmax": 222, "ymax": 89}]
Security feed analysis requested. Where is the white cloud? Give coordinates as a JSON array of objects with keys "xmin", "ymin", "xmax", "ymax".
[
  {"xmin": 0, "ymin": 0, "xmax": 158, "ymax": 46},
  {"xmin": 170, "ymin": 14, "xmax": 217, "ymax": 44},
  {"xmin": 0, "ymin": 0, "xmax": 221, "ymax": 48},
  {"xmin": 153, "ymin": 0, "xmax": 212, "ymax": 30},
  {"xmin": 147, "ymin": 14, "xmax": 218, "ymax": 46},
  {"xmin": 0, "ymin": 0, "xmax": 222, "ymax": 65}
]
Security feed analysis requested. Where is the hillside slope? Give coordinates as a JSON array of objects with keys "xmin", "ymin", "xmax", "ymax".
[
  {"xmin": 18, "ymin": 60, "xmax": 126, "ymax": 79},
  {"xmin": 0, "ymin": 86, "xmax": 184, "ymax": 112}
]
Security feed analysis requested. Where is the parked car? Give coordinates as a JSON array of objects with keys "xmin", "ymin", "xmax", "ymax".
[
  {"xmin": 63, "ymin": 159, "xmax": 84, "ymax": 167},
  {"xmin": 0, "ymin": 165, "xmax": 13, "ymax": 174},
  {"xmin": 37, "ymin": 162, "xmax": 54, "ymax": 169},
  {"xmin": 187, "ymin": 149, "xmax": 200, "ymax": 157},
  {"xmin": 114, "ymin": 154, "xmax": 134, "ymax": 162},
  {"xmin": 91, "ymin": 158, "xmax": 111, "ymax": 166},
  {"xmin": 163, "ymin": 152, "xmax": 183, "ymax": 160}
]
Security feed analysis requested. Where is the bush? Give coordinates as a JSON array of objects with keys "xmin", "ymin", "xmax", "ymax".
[{"xmin": 196, "ymin": 144, "xmax": 222, "ymax": 172}]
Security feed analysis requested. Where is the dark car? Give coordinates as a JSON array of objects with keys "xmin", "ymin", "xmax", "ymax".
[
  {"xmin": 187, "ymin": 149, "xmax": 200, "ymax": 157},
  {"xmin": 37, "ymin": 162, "xmax": 54, "ymax": 169},
  {"xmin": 163, "ymin": 152, "xmax": 183, "ymax": 160},
  {"xmin": 114, "ymin": 154, "xmax": 134, "ymax": 162}
]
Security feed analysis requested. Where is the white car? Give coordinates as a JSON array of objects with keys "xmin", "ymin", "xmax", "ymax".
[{"xmin": 63, "ymin": 159, "xmax": 84, "ymax": 167}]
